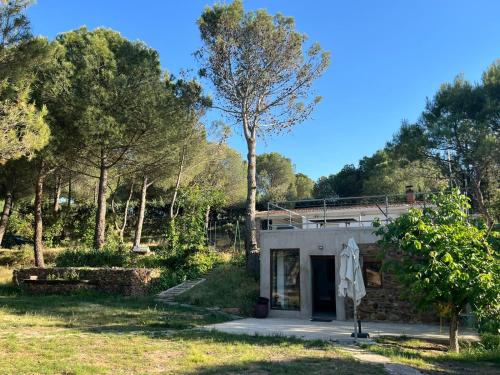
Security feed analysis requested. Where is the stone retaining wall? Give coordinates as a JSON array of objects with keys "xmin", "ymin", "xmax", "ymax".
[
  {"xmin": 13, "ymin": 267, "xmax": 157, "ymax": 296},
  {"xmin": 350, "ymin": 244, "xmax": 437, "ymax": 323}
]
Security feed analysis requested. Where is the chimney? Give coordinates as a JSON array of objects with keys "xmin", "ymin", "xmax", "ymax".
[{"xmin": 406, "ymin": 185, "xmax": 415, "ymax": 204}]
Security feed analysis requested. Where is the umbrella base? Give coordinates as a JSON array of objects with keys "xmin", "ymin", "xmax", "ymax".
[{"xmin": 351, "ymin": 332, "xmax": 370, "ymax": 338}]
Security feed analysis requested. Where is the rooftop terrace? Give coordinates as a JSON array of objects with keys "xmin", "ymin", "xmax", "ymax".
[{"xmin": 258, "ymin": 189, "xmax": 431, "ymax": 230}]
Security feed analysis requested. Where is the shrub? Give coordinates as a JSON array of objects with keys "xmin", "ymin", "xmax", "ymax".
[
  {"xmin": 6, "ymin": 210, "xmax": 34, "ymax": 239},
  {"xmin": 477, "ymin": 308, "xmax": 500, "ymax": 335},
  {"xmin": 480, "ymin": 333, "xmax": 500, "ymax": 351},
  {"xmin": 148, "ymin": 248, "xmax": 223, "ymax": 292},
  {"xmin": 130, "ymin": 253, "xmax": 165, "ymax": 269},
  {"xmin": 43, "ymin": 215, "xmax": 64, "ymax": 247},
  {"xmin": 176, "ymin": 260, "xmax": 260, "ymax": 316},
  {"xmin": 68, "ymin": 204, "xmax": 96, "ymax": 247},
  {"xmin": 55, "ymin": 247, "xmax": 130, "ymax": 267},
  {"xmin": 184, "ymin": 249, "xmax": 222, "ymax": 279}
]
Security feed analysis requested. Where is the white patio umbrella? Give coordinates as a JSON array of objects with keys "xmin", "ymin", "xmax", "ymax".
[{"xmin": 338, "ymin": 238, "xmax": 366, "ymax": 339}]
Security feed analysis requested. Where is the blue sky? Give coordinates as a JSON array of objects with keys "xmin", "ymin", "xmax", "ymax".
[{"xmin": 27, "ymin": 0, "xmax": 500, "ymax": 180}]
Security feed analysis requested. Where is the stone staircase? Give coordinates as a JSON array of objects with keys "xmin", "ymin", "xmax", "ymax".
[{"xmin": 155, "ymin": 278, "xmax": 206, "ymax": 302}]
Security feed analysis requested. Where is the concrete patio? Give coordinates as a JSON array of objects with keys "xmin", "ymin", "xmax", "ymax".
[{"xmin": 204, "ymin": 318, "xmax": 479, "ymax": 343}]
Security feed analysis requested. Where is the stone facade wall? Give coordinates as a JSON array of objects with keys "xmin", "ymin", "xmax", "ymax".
[
  {"xmin": 349, "ymin": 243, "xmax": 437, "ymax": 323},
  {"xmin": 13, "ymin": 267, "xmax": 157, "ymax": 296}
]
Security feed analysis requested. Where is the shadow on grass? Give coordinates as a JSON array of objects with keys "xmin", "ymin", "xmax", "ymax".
[
  {"xmin": 0, "ymin": 291, "xmax": 339, "ymax": 348},
  {"xmin": 181, "ymin": 356, "xmax": 384, "ymax": 375},
  {"xmin": 365, "ymin": 337, "xmax": 500, "ymax": 374},
  {"xmin": 0, "ymin": 291, "xmax": 360, "ymax": 352},
  {"xmin": 0, "ymin": 291, "xmax": 230, "ymax": 335},
  {"xmin": 173, "ymin": 329, "xmax": 333, "ymax": 349}
]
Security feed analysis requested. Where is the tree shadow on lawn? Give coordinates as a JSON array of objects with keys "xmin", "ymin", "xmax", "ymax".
[
  {"xmin": 0, "ymin": 292, "xmax": 231, "ymax": 333},
  {"xmin": 167, "ymin": 330, "xmax": 384, "ymax": 374},
  {"xmin": 0, "ymin": 291, "xmax": 339, "ymax": 349},
  {"xmin": 174, "ymin": 329, "xmax": 334, "ymax": 349},
  {"xmin": 365, "ymin": 337, "xmax": 500, "ymax": 375},
  {"xmin": 181, "ymin": 355, "xmax": 385, "ymax": 375}
]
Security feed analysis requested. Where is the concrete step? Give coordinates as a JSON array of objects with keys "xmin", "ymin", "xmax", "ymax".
[{"xmin": 155, "ymin": 278, "xmax": 206, "ymax": 301}]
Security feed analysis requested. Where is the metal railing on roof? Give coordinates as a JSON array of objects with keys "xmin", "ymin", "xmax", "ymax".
[{"xmin": 264, "ymin": 192, "xmax": 430, "ymax": 230}]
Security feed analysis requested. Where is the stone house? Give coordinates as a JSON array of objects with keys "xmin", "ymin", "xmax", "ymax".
[{"xmin": 256, "ymin": 188, "xmax": 436, "ymax": 322}]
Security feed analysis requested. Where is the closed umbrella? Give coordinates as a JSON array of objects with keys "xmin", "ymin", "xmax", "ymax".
[{"xmin": 338, "ymin": 238, "xmax": 366, "ymax": 339}]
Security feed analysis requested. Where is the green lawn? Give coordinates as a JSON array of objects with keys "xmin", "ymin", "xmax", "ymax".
[
  {"xmin": 363, "ymin": 336, "xmax": 500, "ymax": 375},
  {"xmin": 0, "ymin": 270, "xmax": 383, "ymax": 375}
]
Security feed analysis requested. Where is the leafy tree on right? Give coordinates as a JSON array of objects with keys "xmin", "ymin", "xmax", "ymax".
[
  {"xmin": 390, "ymin": 61, "xmax": 500, "ymax": 227},
  {"xmin": 375, "ymin": 189, "xmax": 498, "ymax": 353}
]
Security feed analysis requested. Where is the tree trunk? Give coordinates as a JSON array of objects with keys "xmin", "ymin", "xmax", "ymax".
[
  {"xmin": 34, "ymin": 164, "xmax": 45, "ymax": 268},
  {"xmin": 245, "ymin": 135, "xmax": 259, "ymax": 273},
  {"xmin": 93, "ymin": 157, "xmax": 108, "ymax": 250},
  {"xmin": 204, "ymin": 205, "xmax": 211, "ymax": 232},
  {"xmin": 449, "ymin": 312, "xmax": 460, "ymax": 353},
  {"xmin": 133, "ymin": 177, "xmax": 148, "ymax": 247},
  {"xmin": 53, "ymin": 174, "xmax": 61, "ymax": 213},
  {"xmin": 67, "ymin": 172, "xmax": 72, "ymax": 208},
  {"xmin": 472, "ymin": 180, "xmax": 493, "ymax": 228},
  {"xmin": 93, "ymin": 180, "xmax": 98, "ymax": 206},
  {"xmin": 170, "ymin": 145, "xmax": 186, "ymax": 219},
  {"xmin": 117, "ymin": 182, "xmax": 134, "ymax": 243},
  {"xmin": 0, "ymin": 190, "xmax": 13, "ymax": 246}
]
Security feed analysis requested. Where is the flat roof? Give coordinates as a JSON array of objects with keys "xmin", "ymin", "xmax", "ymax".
[{"xmin": 256, "ymin": 202, "xmax": 426, "ymax": 218}]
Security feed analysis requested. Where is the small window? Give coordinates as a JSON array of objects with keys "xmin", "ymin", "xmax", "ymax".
[
  {"xmin": 271, "ymin": 249, "xmax": 300, "ymax": 310},
  {"xmin": 363, "ymin": 260, "xmax": 382, "ymax": 288}
]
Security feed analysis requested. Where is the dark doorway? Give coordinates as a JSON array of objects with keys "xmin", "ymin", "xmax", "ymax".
[{"xmin": 311, "ymin": 256, "xmax": 336, "ymax": 319}]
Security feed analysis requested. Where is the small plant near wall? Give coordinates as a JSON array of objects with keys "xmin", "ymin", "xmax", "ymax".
[{"xmin": 63, "ymin": 269, "xmax": 80, "ymax": 281}]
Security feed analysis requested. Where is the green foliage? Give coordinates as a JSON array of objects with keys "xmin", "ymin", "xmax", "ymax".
[
  {"xmin": 6, "ymin": 207, "xmax": 33, "ymax": 239},
  {"xmin": 197, "ymin": 0, "xmax": 330, "ymax": 132},
  {"xmin": 256, "ymin": 152, "xmax": 296, "ymax": 202},
  {"xmin": 360, "ymin": 150, "xmax": 445, "ymax": 195},
  {"xmin": 177, "ymin": 260, "xmax": 260, "ymax": 316},
  {"xmin": 390, "ymin": 63, "xmax": 500, "ymax": 224},
  {"xmin": 190, "ymin": 143, "xmax": 247, "ymax": 206},
  {"xmin": 294, "ymin": 173, "xmax": 314, "ymax": 200},
  {"xmin": 313, "ymin": 164, "xmax": 363, "ymax": 198},
  {"xmin": 0, "ymin": 85, "xmax": 50, "ymax": 164},
  {"xmin": 313, "ymin": 149, "xmax": 445, "ymax": 199},
  {"xmin": 375, "ymin": 189, "xmax": 499, "ymax": 320},
  {"xmin": 6, "ymin": 202, "xmax": 123, "ymax": 249},
  {"xmin": 55, "ymin": 247, "xmax": 130, "ymax": 268},
  {"xmin": 0, "ymin": 1, "xmax": 51, "ymax": 164},
  {"xmin": 0, "ymin": 157, "xmax": 36, "ymax": 206},
  {"xmin": 157, "ymin": 184, "xmax": 227, "ymax": 285},
  {"xmin": 42, "ymin": 213, "xmax": 64, "ymax": 247},
  {"xmin": 65, "ymin": 204, "xmax": 96, "ymax": 247},
  {"xmin": 167, "ymin": 185, "xmax": 225, "ymax": 254},
  {"xmin": 476, "ymin": 297, "xmax": 500, "ymax": 335},
  {"xmin": 480, "ymin": 333, "xmax": 500, "ymax": 351},
  {"xmin": 149, "ymin": 249, "xmax": 223, "ymax": 293},
  {"xmin": 0, "ymin": 245, "xmax": 59, "ymax": 267}
]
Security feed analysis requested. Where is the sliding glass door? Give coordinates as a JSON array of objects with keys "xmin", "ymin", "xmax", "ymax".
[{"xmin": 271, "ymin": 249, "xmax": 300, "ymax": 310}]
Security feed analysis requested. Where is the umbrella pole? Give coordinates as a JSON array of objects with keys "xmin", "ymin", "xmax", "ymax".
[{"xmin": 353, "ymin": 255, "xmax": 358, "ymax": 341}]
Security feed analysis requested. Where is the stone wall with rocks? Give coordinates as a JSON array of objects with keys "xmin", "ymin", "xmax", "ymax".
[
  {"xmin": 347, "ymin": 243, "xmax": 438, "ymax": 323},
  {"xmin": 13, "ymin": 267, "xmax": 158, "ymax": 296}
]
